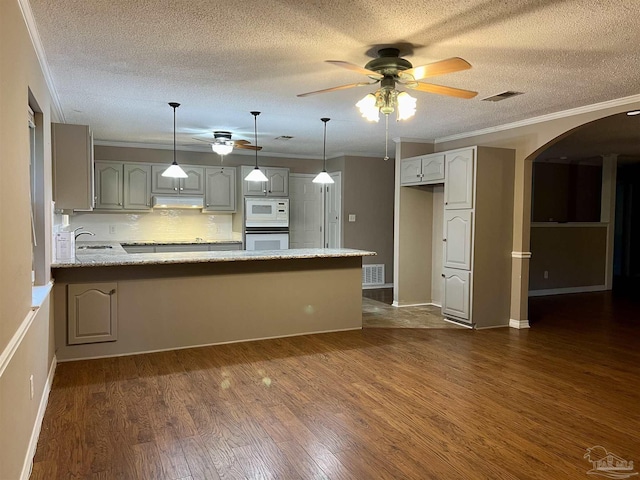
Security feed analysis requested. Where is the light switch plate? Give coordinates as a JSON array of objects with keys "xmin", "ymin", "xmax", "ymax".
[{"xmin": 348, "ymin": 214, "xmax": 356, "ymax": 222}]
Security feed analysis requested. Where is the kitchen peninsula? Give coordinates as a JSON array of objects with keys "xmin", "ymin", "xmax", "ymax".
[{"xmin": 52, "ymin": 243, "xmax": 375, "ymax": 361}]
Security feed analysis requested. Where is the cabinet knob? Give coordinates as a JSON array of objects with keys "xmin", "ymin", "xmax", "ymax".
[
  {"xmin": 109, "ymin": 289, "xmax": 116, "ymax": 295},
  {"xmin": 118, "ymin": 202, "xmax": 122, "ymax": 206},
  {"xmin": 443, "ymin": 238, "xmax": 447, "ymax": 242},
  {"xmin": 180, "ymin": 187, "xmax": 184, "ymax": 191},
  {"xmin": 441, "ymin": 274, "xmax": 445, "ymax": 278},
  {"xmin": 174, "ymin": 187, "xmax": 178, "ymax": 191}
]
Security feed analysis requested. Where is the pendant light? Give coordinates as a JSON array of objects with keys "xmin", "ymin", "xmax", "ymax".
[
  {"xmin": 244, "ymin": 111, "xmax": 269, "ymax": 182},
  {"xmin": 162, "ymin": 102, "xmax": 188, "ymax": 178},
  {"xmin": 313, "ymin": 118, "xmax": 334, "ymax": 184}
]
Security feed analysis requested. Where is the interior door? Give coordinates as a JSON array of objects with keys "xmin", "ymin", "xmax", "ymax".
[
  {"xmin": 324, "ymin": 172, "xmax": 342, "ymax": 248},
  {"xmin": 289, "ymin": 175, "xmax": 323, "ymax": 248}
]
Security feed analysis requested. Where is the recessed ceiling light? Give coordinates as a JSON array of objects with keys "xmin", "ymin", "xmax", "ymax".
[{"xmin": 626, "ymin": 110, "xmax": 640, "ymax": 116}]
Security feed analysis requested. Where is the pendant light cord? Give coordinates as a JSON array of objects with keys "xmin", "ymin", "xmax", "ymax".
[
  {"xmin": 251, "ymin": 111, "xmax": 260, "ymax": 168},
  {"xmin": 321, "ymin": 117, "xmax": 330, "ymax": 170},
  {"xmin": 169, "ymin": 102, "xmax": 180, "ymax": 165},
  {"xmin": 384, "ymin": 113, "xmax": 390, "ymax": 161}
]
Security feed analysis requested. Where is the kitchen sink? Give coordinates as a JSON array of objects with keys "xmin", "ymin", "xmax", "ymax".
[{"xmin": 77, "ymin": 245, "xmax": 113, "ymax": 250}]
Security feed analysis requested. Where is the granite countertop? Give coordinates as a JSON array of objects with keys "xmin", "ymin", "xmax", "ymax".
[
  {"xmin": 121, "ymin": 239, "xmax": 243, "ymax": 246},
  {"xmin": 52, "ymin": 241, "xmax": 376, "ymax": 268}
]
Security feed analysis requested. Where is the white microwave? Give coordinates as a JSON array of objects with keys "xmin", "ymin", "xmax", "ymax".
[{"xmin": 245, "ymin": 198, "xmax": 289, "ymax": 227}]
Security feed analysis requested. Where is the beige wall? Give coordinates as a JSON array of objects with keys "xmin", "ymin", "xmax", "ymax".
[
  {"xmin": 1, "ymin": 0, "xmax": 57, "ymax": 477},
  {"xmin": 529, "ymin": 226, "xmax": 607, "ymax": 290},
  {"xmin": 341, "ymin": 156, "xmax": 395, "ymax": 284}
]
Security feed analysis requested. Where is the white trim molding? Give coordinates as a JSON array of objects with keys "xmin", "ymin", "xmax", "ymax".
[
  {"xmin": 21, "ymin": 356, "xmax": 57, "ymax": 480},
  {"xmin": 509, "ymin": 319, "xmax": 531, "ymax": 329},
  {"xmin": 0, "ymin": 309, "xmax": 38, "ymax": 379},
  {"xmin": 436, "ymin": 93, "xmax": 640, "ymax": 144},
  {"xmin": 528, "ymin": 285, "xmax": 607, "ymax": 297},
  {"xmin": 17, "ymin": 0, "xmax": 65, "ymax": 122},
  {"xmin": 511, "ymin": 251, "xmax": 532, "ymax": 259}
]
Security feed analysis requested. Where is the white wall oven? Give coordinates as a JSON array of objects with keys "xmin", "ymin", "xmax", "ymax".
[{"xmin": 244, "ymin": 198, "xmax": 289, "ymax": 250}]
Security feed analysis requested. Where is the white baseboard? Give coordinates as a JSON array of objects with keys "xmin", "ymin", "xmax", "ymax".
[
  {"xmin": 443, "ymin": 317, "xmax": 473, "ymax": 328},
  {"xmin": 391, "ymin": 301, "xmax": 441, "ymax": 308},
  {"xmin": 509, "ymin": 319, "xmax": 531, "ymax": 329},
  {"xmin": 528, "ymin": 285, "xmax": 607, "ymax": 297},
  {"xmin": 21, "ymin": 355, "xmax": 57, "ymax": 480},
  {"xmin": 362, "ymin": 283, "xmax": 393, "ymax": 290}
]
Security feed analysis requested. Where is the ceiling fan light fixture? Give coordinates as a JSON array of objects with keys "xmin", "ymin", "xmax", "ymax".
[
  {"xmin": 162, "ymin": 102, "xmax": 188, "ymax": 178},
  {"xmin": 397, "ymin": 91, "xmax": 417, "ymax": 120},
  {"xmin": 211, "ymin": 142, "xmax": 234, "ymax": 155},
  {"xmin": 313, "ymin": 118, "xmax": 334, "ymax": 185},
  {"xmin": 356, "ymin": 93, "xmax": 380, "ymax": 122}
]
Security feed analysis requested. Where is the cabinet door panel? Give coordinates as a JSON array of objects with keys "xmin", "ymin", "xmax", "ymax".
[
  {"xmin": 266, "ymin": 168, "xmax": 289, "ymax": 196},
  {"xmin": 124, "ymin": 164, "xmax": 151, "ymax": 210},
  {"xmin": 421, "ymin": 154, "xmax": 445, "ymax": 183},
  {"xmin": 95, "ymin": 162, "xmax": 123, "ymax": 210},
  {"xmin": 68, "ymin": 283, "xmax": 118, "ymax": 344},
  {"xmin": 180, "ymin": 166, "xmax": 205, "ymax": 194},
  {"xmin": 205, "ymin": 167, "xmax": 236, "ymax": 211},
  {"xmin": 442, "ymin": 268, "xmax": 470, "ymax": 321},
  {"xmin": 443, "ymin": 210, "xmax": 472, "ymax": 270},
  {"xmin": 151, "ymin": 165, "xmax": 179, "ymax": 194},
  {"xmin": 242, "ymin": 165, "xmax": 267, "ymax": 196},
  {"xmin": 444, "ymin": 149, "xmax": 474, "ymax": 209},
  {"xmin": 400, "ymin": 157, "xmax": 423, "ymax": 185}
]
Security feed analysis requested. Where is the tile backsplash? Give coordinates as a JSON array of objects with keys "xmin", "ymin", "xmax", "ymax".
[{"xmin": 59, "ymin": 210, "xmax": 237, "ymax": 242}]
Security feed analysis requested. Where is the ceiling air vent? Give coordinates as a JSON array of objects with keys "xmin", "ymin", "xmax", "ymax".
[{"xmin": 482, "ymin": 91, "xmax": 524, "ymax": 102}]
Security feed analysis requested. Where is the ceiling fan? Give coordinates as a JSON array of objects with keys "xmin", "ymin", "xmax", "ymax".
[
  {"xmin": 297, "ymin": 47, "xmax": 477, "ymax": 100},
  {"xmin": 193, "ymin": 131, "xmax": 262, "ymax": 155}
]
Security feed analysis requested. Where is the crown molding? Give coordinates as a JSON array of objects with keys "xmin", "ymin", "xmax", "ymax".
[
  {"xmin": 18, "ymin": 0, "xmax": 65, "ymax": 123},
  {"xmin": 436, "ymin": 93, "xmax": 640, "ymax": 144}
]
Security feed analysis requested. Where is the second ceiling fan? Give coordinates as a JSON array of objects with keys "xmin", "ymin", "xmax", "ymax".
[{"xmin": 194, "ymin": 131, "xmax": 262, "ymax": 155}]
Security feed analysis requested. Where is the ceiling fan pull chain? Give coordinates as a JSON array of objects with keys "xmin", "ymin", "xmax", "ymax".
[{"xmin": 384, "ymin": 113, "xmax": 390, "ymax": 161}]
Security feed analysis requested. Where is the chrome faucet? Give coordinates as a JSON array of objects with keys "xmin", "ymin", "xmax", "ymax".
[{"xmin": 75, "ymin": 229, "xmax": 95, "ymax": 240}]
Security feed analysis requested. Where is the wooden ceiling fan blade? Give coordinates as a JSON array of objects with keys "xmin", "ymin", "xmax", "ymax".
[
  {"xmin": 235, "ymin": 144, "xmax": 262, "ymax": 151},
  {"xmin": 233, "ymin": 139, "xmax": 250, "ymax": 145},
  {"xmin": 409, "ymin": 82, "xmax": 477, "ymax": 99},
  {"xmin": 297, "ymin": 81, "xmax": 376, "ymax": 98},
  {"xmin": 326, "ymin": 60, "xmax": 382, "ymax": 78},
  {"xmin": 400, "ymin": 57, "xmax": 472, "ymax": 81}
]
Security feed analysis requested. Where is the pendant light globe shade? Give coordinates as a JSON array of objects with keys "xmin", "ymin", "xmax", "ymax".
[
  {"xmin": 162, "ymin": 102, "xmax": 188, "ymax": 178},
  {"xmin": 313, "ymin": 171, "xmax": 334, "ymax": 184},
  {"xmin": 162, "ymin": 162, "xmax": 188, "ymax": 178},
  {"xmin": 313, "ymin": 117, "xmax": 334, "ymax": 184},
  {"xmin": 244, "ymin": 111, "xmax": 268, "ymax": 182},
  {"xmin": 245, "ymin": 166, "xmax": 269, "ymax": 182}
]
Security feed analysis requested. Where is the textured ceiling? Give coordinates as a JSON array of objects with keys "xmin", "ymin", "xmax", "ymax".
[{"xmin": 27, "ymin": 0, "xmax": 640, "ymax": 160}]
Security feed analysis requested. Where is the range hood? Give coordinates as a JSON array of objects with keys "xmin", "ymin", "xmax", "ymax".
[{"xmin": 152, "ymin": 196, "xmax": 204, "ymax": 209}]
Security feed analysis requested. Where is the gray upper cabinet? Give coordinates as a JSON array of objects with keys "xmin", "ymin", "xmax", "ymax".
[
  {"xmin": 95, "ymin": 162, "xmax": 151, "ymax": 211},
  {"xmin": 152, "ymin": 165, "xmax": 204, "ymax": 195},
  {"xmin": 444, "ymin": 149, "xmax": 474, "ymax": 209},
  {"xmin": 400, "ymin": 153, "xmax": 445, "ymax": 186},
  {"xmin": 241, "ymin": 165, "xmax": 289, "ymax": 197},
  {"xmin": 205, "ymin": 167, "xmax": 236, "ymax": 212},
  {"xmin": 53, "ymin": 123, "xmax": 95, "ymax": 211},
  {"xmin": 123, "ymin": 164, "xmax": 152, "ymax": 209},
  {"xmin": 95, "ymin": 162, "xmax": 123, "ymax": 210}
]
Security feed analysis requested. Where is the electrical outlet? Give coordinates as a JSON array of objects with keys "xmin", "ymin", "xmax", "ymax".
[
  {"xmin": 543, "ymin": 270, "xmax": 549, "ymax": 279},
  {"xmin": 29, "ymin": 374, "xmax": 34, "ymax": 399},
  {"xmin": 109, "ymin": 225, "xmax": 117, "ymax": 234},
  {"xmin": 348, "ymin": 214, "xmax": 356, "ymax": 222}
]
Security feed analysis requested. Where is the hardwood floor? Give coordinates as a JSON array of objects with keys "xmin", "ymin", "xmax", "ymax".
[{"xmin": 32, "ymin": 292, "xmax": 640, "ymax": 479}]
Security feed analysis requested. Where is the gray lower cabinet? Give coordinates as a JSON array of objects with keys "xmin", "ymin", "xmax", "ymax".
[
  {"xmin": 209, "ymin": 243, "xmax": 241, "ymax": 251},
  {"xmin": 205, "ymin": 167, "xmax": 236, "ymax": 211},
  {"xmin": 67, "ymin": 282, "xmax": 118, "ymax": 345}
]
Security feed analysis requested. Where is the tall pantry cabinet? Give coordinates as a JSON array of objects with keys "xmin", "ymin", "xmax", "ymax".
[
  {"xmin": 399, "ymin": 146, "xmax": 515, "ymax": 328},
  {"xmin": 442, "ymin": 147, "xmax": 515, "ymax": 328}
]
